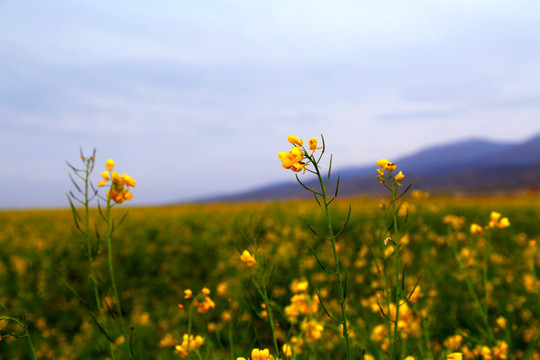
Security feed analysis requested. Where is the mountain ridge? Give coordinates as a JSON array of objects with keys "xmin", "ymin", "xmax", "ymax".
[{"xmin": 193, "ymin": 133, "xmax": 540, "ymax": 203}]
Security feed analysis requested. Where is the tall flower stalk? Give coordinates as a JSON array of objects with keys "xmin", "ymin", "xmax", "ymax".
[
  {"xmin": 67, "ymin": 151, "xmax": 136, "ymax": 359},
  {"xmin": 99, "ymin": 158, "xmax": 136, "ymax": 359},
  {"xmin": 376, "ymin": 159, "xmax": 412, "ymax": 360},
  {"xmin": 278, "ymin": 134, "xmax": 353, "ymax": 360}
]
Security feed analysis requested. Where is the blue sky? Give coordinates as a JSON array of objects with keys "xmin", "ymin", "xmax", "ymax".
[{"xmin": 1, "ymin": 1, "xmax": 539, "ymax": 208}]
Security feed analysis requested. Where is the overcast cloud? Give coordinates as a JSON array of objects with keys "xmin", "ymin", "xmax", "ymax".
[{"xmin": 1, "ymin": 1, "xmax": 539, "ymax": 208}]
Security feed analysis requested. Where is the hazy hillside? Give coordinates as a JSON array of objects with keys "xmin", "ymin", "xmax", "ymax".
[{"xmin": 195, "ymin": 133, "xmax": 540, "ymax": 202}]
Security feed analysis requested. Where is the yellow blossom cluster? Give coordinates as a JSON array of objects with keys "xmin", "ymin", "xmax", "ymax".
[
  {"xmin": 284, "ymin": 292, "xmax": 318, "ymax": 324},
  {"xmin": 376, "ymin": 159, "xmax": 405, "ymax": 186},
  {"xmin": 278, "ymin": 135, "xmax": 321, "ymax": 173},
  {"xmin": 470, "ymin": 212, "xmax": 510, "ymax": 234},
  {"xmin": 301, "ymin": 319, "xmax": 324, "ymax": 341},
  {"xmin": 181, "ymin": 287, "xmax": 215, "ymax": 313},
  {"xmin": 237, "ymin": 348, "xmax": 272, "ymax": 360},
  {"xmin": 476, "ymin": 340, "xmax": 509, "ymax": 359},
  {"xmin": 174, "ymin": 334, "xmax": 205, "ymax": 358},
  {"xmin": 194, "ymin": 288, "xmax": 215, "ymax": 314},
  {"xmin": 98, "ymin": 159, "xmax": 136, "ymax": 204}
]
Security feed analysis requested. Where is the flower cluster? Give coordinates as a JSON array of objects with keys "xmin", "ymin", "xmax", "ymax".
[
  {"xmin": 174, "ymin": 334, "xmax": 205, "ymax": 358},
  {"xmin": 237, "ymin": 348, "xmax": 273, "ymax": 360},
  {"xmin": 98, "ymin": 159, "xmax": 136, "ymax": 204},
  {"xmin": 470, "ymin": 211, "xmax": 510, "ymax": 234},
  {"xmin": 278, "ymin": 135, "xmax": 321, "ymax": 174},
  {"xmin": 376, "ymin": 159, "xmax": 405, "ymax": 186},
  {"xmin": 183, "ymin": 287, "xmax": 215, "ymax": 314}
]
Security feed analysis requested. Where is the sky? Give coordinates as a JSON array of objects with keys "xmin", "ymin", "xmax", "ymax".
[{"xmin": 1, "ymin": 1, "xmax": 539, "ymax": 208}]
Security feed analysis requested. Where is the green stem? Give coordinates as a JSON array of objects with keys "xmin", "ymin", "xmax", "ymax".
[
  {"xmin": 105, "ymin": 196, "xmax": 132, "ymax": 358},
  {"xmin": 390, "ymin": 177, "xmax": 401, "ymax": 360},
  {"xmin": 187, "ymin": 300, "xmax": 194, "ymax": 358},
  {"xmin": 2, "ymin": 316, "xmax": 37, "ymax": 360},
  {"xmin": 251, "ymin": 276, "xmax": 280, "ymax": 357},
  {"xmin": 83, "ymin": 161, "xmax": 115, "ymax": 359},
  {"xmin": 450, "ymin": 231, "xmax": 493, "ymax": 342},
  {"xmin": 313, "ymin": 159, "xmax": 351, "ymax": 360}
]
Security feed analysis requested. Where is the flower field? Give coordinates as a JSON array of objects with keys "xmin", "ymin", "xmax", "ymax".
[{"xmin": 1, "ymin": 194, "xmax": 539, "ymax": 359}]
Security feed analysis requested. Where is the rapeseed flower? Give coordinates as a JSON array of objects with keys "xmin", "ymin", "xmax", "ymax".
[
  {"xmin": 287, "ymin": 135, "xmax": 304, "ymax": 146},
  {"xmin": 489, "ymin": 211, "xmax": 510, "ymax": 229},
  {"xmin": 376, "ymin": 159, "xmax": 403, "ymax": 186},
  {"xmin": 237, "ymin": 348, "xmax": 272, "ymax": 360},
  {"xmin": 99, "ymin": 159, "xmax": 136, "ymax": 204},
  {"xmin": 240, "ymin": 250, "xmax": 257, "ymax": 267},
  {"xmin": 105, "ymin": 159, "xmax": 115, "ymax": 171},
  {"xmin": 470, "ymin": 223, "xmax": 483, "ymax": 234},
  {"xmin": 278, "ymin": 135, "xmax": 322, "ymax": 174},
  {"xmin": 194, "ymin": 294, "xmax": 215, "ymax": 313},
  {"xmin": 447, "ymin": 354, "xmax": 463, "ymax": 360},
  {"xmin": 175, "ymin": 334, "xmax": 205, "ymax": 358},
  {"xmin": 308, "ymin": 137, "xmax": 322, "ymax": 154}
]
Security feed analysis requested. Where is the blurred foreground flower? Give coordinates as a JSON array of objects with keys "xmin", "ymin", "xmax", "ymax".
[
  {"xmin": 175, "ymin": 334, "xmax": 205, "ymax": 358},
  {"xmin": 237, "ymin": 348, "xmax": 272, "ymax": 360},
  {"xmin": 240, "ymin": 250, "xmax": 257, "ymax": 267}
]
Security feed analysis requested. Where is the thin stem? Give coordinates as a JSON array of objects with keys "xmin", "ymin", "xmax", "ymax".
[
  {"xmin": 312, "ymin": 157, "xmax": 351, "ymax": 360},
  {"xmin": 187, "ymin": 300, "xmax": 194, "ymax": 358},
  {"xmin": 449, "ymin": 230, "xmax": 493, "ymax": 342},
  {"xmin": 1, "ymin": 316, "xmax": 37, "ymax": 360},
  {"xmin": 83, "ymin": 160, "xmax": 115, "ymax": 359},
  {"xmin": 252, "ymin": 276, "xmax": 280, "ymax": 357},
  {"xmin": 105, "ymin": 196, "xmax": 132, "ymax": 358},
  {"xmin": 390, "ymin": 176, "xmax": 401, "ymax": 360}
]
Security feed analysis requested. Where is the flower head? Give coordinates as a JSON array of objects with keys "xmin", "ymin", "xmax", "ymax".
[
  {"xmin": 470, "ymin": 223, "xmax": 483, "ymax": 234},
  {"xmin": 488, "ymin": 211, "xmax": 510, "ymax": 229},
  {"xmin": 240, "ymin": 250, "xmax": 257, "ymax": 267},
  {"xmin": 100, "ymin": 160, "xmax": 136, "ymax": 204},
  {"xmin": 377, "ymin": 159, "xmax": 397, "ymax": 172},
  {"xmin": 287, "ymin": 135, "xmax": 304, "ymax": 146},
  {"xmin": 394, "ymin": 171, "xmax": 405, "ymax": 186},
  {"xmin": 175, "ymin": 334, "xmax": 205, "ymax": 358},
  {"xmin": 194, "ymin": 294, "xmax": 215, "ymax": 313},
  {"xmin": 308, "ymin": 137, "xmax": 322, "ymax": 155}
]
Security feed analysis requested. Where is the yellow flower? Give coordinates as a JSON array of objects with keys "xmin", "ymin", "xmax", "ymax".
[
  {"xmin": 287, "ymin": 135, "xmax": 304, "ymax": 146},
  {"xmin": 377, "ymin": 159, "xmax": 390, "ymax": 168},
  {"xmin": 308, "ymin": 137, "xmax": 322, "ymax": 154},
  {"xmin": 498, "ymin": 217, "xmax": 510, "ymax": 229},
  {"xmin": 175, "ymin": 334, "xmax": 205, "ymax": 358},
  {"xmin": 488, "ymin": 211, "xmax": 510, "ymax": 229},
  {"xmin": 105, "ymin": 159, "xmax": 115, "ymax": 171},
  {"xmin": 447, "ymin": 353, "xmax": 463, "ymax": 360},
  {"xmin": 184, "ymin": 289, "xmax": 192, "ymax": 299},
  {"xmin": 121, "ymin": 173, "xmax": 137, "ymax": 187},
  {"xmin": 470, "ymin": 223, "xmax": 483, "ymax": 234},
  {"xmin": 302, "ymin": 320, "xmax": 324, "ymax": 341},
  {"xmin": 251, "ymin": 348, "xmax": 270, "ymax": 360},
  {"xmin": 496, "ymin": 316, "xmax": 506, "ymax": 329},
  {"xmin": 240, "ymin": 250, "xmax": 257, "ymax": 267},
  {"xmin": 194, "ymin": 295, "xmax": 215, "ymax": 313},
  {"xmin": 394, "ymin": 171, "xmax": 405, "ymax": 186},
  {"xmin": 201, "ymin": 287, "xmax": 210, "ymax": 296},
  {"xmin": 377, "ymin": 159, "xmax": 397, "ymax": 171}
]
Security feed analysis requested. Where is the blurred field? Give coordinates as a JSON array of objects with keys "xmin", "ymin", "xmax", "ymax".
[{"xmin": 0, "ymin": 195, "xmax": 539, "ymax": 359}]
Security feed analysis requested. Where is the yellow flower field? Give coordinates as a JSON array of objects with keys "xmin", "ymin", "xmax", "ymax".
[{"xmin": 0, "ymin": 194, "xmax": 538, "ymax": 359}]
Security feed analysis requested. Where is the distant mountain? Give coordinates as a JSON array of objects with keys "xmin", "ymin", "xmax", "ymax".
[{"xmin": 196, "ymin": 133, "xmax": 540, "ymax": 202}]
